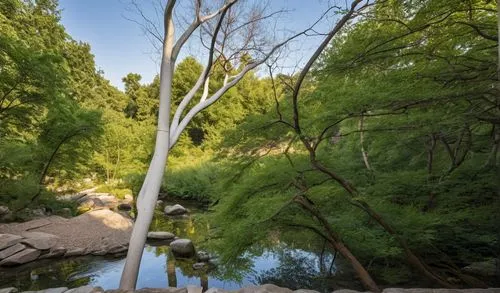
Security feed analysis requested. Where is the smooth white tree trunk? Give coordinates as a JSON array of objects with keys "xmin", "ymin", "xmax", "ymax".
[{"xmin": 119, "ymin": 13, "xmax": 175, "ymax": 289}]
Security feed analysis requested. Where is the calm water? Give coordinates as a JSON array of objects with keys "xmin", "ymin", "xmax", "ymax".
[{"xmin": 0, "ymin": 200, "xmax": 349, "ymax": 292}]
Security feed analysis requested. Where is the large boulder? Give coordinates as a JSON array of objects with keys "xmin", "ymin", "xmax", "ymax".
[
  {"xmin": 147, "ymin": 231, "xmax": 175, "ymax": 240},
  {"xmin": 21, "ymin": 231, "xmax": 59, "ymax": 250},
  {"xmin": 0, "ymin": 243, "xmax": 26, "ymax": 260},
  {"xmin": 170, "ymin": 238, "xmax": 195, "ymax": 258},
  {"xmin": 164, "ymin": 204, "xmax": 188, "ymax": 216},
  {"xmin": 0, "ymin": 248, "xmax": 40, "ymax": 266},
  {"xmin": 0, "ymin": 234, "xmax": 23, "ymax": 250}
]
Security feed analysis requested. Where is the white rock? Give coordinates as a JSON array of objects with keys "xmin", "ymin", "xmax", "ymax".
[{"xmin": 164, "ymin": 204, "xmax": 187, "ymax": 216}]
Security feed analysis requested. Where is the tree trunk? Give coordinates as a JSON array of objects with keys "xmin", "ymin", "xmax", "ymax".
[
  {"xmin": 293, "ymin": 195, "xmax": 381, "ymax": 293},
  {"xmin": 119, "ymin": 18, "xmax": 175, "ymax": 288},
  {"xmin": 305, "ymin": 148, "xmax": 456, "ymax": 288},
  {"xmin": 358, "ymin": 114, "xmax": 372, "ymax": 171}
]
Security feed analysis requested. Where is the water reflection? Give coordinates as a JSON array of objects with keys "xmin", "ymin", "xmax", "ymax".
[{"xmin": 0, "ymin": 201, "xmax": 351, "ymax": 292}]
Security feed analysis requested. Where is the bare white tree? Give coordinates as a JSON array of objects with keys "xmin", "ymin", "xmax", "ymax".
[{"xmin": 119, "ymin": 0, "xmax": 366, "ymax": 289}]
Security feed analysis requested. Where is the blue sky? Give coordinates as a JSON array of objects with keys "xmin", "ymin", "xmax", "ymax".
[{"xmin": 59, "ymin": 0, "xmax": 337, "ymax": 90}]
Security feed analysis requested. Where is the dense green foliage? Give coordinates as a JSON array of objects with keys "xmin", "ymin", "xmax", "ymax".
[{"xmin": 0, "ymin": 0, "xmax": 498, "ymax": 289}]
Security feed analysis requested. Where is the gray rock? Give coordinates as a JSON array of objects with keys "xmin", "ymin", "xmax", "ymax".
[
  {"xmin": 31, "ymin": 208, "xmax": 48, "ymax": 217},
  {"xmin": 192, "ymin": 262, "xmax": 207, "ymax": 270},
  {"xmin": 24, "ymin": 287, "xmax": 68, "ymax": 293},
  {"xmin": 91, "ymin": 250, "xmax": 107, "ymax": 256},
  {"xmin": 196, "ymin": 250, "xmax": 210, "ymax": 262},
  {"xmin": 293, "ymin": 290, "xmax": 319, "ymax": 293},
  {"xmin": 0, "ymin": 287, "xmax": 17, "ymax": 293},
  {"xmin": 134, "ymin": 288, "xmax": 188, "ymax": 293},
  {"xmin": 164, "ymin": 204, "xmax": 187, "ymax": 216},
  {"xmin": 462, "ymin": 258, "xmax": 498, "ymax": 277},
  {"xmin": 118, "ymin": 203, "xmax": 132, "ymax": 211},
  {"xmin": 170, "ymin": 238, "xmax": 195, "ymax": 258},
  {"xmin": 0, "ymin": 248, "xmax": 40, "ymax": 266},
  {"xmin": 65, "ymin": 248, "xmax": 86, "ymax": 257},
  {"xmin": 0, "ymin": 243, "xmax": 26, "ymax": 260},
  {"xmin": 0, "ymin": 234, "xmax": 23, "ymax": 250},
  {"xmin": 0, "ymin": 206, "xmax": 10, "ymax": 216},
  {"xmin": 187, "ymin": 286, "xmax": 203, "ymax": 293},
  {"xmin": 60, "ymin": 208, "xmax": 73, "ymax": 218},
  {"xmin": 65, "ymin": 285, "xmax": 100, "ymax": 293},
  {"xmin": 156, "ymin": 200, "xmax": 164, "ymax": 207},
  {"xmin": 234, "ymin": 284, "xmax": 293, "ymax": 293},
  {"xmin": 204, "ymin": 289, "xmax": 227, "ymax": 293},
  {"xmin": 39, "ymin": 247, "xmax": 67, "ymax": 259},
  {"xmin": 147, "ymin": 231, "xmax": 175, "ymax": 240},
  {"xmin": 21, "ymin": 231, "xmax": 59, "ymax": 250},
  {"xmin": 107, "ymin": 244, "xmax": 128, "ymax": 254}
]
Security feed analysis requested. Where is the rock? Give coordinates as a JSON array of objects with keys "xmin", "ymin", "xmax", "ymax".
[
  {"xmin": 147, "ymin": 231, "xmax": 175, "ymax": 240},
  {"xmin": 60, "ymin": 208, "xmax": 73, "ymax": 218},
  {"xmin": 0, "ymin": 288, "xmax": 18, "ymax": 293},
  {"xmin": 21, "ymin": 231, "xmax": 59, "ymax": 250},
  {"xmin": 65, "ymin": 247, "xmax": 86, "ymax": 257},
  {"xmin": 187, "ymin": 286, "xmax": 203, "ymax": 293},
  {"xmin": 118, "ymin": 203, "xmax": 132, "ymax": 211},
  {"xmin": 134, "ymin": 288, "xmax": 187, "ymax": 293},
  {"xmin": 462, "ymin": 258, "xmax": 498, "ymax": 277},
  {"xmin": 92, "ymin": 249, "xmax": 108, "ymax": 256},
  {"xmin": 234, "ymin": 284, "xmax": 293, "ymax": 293},
  {"xmin": 170, "ymin": 238, "xmax": 195, "ymax": 257},
  {"xmin": 293, "ymin": 290, "xmax": 319, "ymax": 293},
  {"xmin": 23, "ymin": 288, "xmax": 69, "ymax": 293},
  {"xmin": 0, "ymin": 234, "xmax": 23, "ymax": 250},
  {"xmin": 164, "ymin": 204, "xmax": 187, "ymax": 216},
  {"xmin": 39, "ymin": 247, "xmax": 67, "ymax": 259},
  {"xmin": 31, "ymin": 208, "xmax": 48, "ymax": 217},
  {"xmin": 204, "ymin": 289, "xmax": 227, "ymax": 293},
  {"xmin": 156, "ymin": 200, "xmax": 164, "ymax": 206},
  {"xmin": 79, "ymin": 198, "xmax": 96, "ymax": 209},
  {"xmin": 192, "ymin": 262, "xmax": 207, "ymax": 270},
  {"xmin": 0, "ymin": 206, "xmax": 10, "ymax": 216},
  {"xmin": 107, "ymin": 244, "xmax": 128, "ymax": 254},
  {"xmin": 124, "ymin": 194, "xmax": 134, "ymax": 203},
  {"xmin": 196, "ymin": 250, "xmax": 210, "ymax": 262},
  {"xmin": 0, "ymin": 243, "xmax": 26, "ymax": 260},
  {"xmin": 65, "ymin": 285, "xmax": 100, "ymax": 293},
  {"xmin": 13, "ymin": 218, "xmax": 52, "ymax": 231},
  {"xmin": 0, "ymin": 248, "xmax": 40, "ymax": 266}
]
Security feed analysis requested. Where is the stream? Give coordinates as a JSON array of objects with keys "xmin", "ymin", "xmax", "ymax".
[{"xmin": 0, "ymin": 200, "xmax": 357, "ymax": 292}]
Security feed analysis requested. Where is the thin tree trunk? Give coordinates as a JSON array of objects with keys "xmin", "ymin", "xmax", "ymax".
[
  {"xmin": 293, "ymin": 195, "xmax": 381, "ymax": 293},
  {"xmin": 303, "ymin": 143, "xmax": 457, "ymax": 288},
  {"xmin": 359, "ymin": 114, "xmax": 372, "ymax": 171}
]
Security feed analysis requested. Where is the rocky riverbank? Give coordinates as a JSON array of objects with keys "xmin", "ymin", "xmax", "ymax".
[
  {"xmin": 0, "ymin": 209, "xmax": 132, "ymax": 266},
  {"xmin": 0, "ymin": 284, "xmax": 499, "ymax": 293}
]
